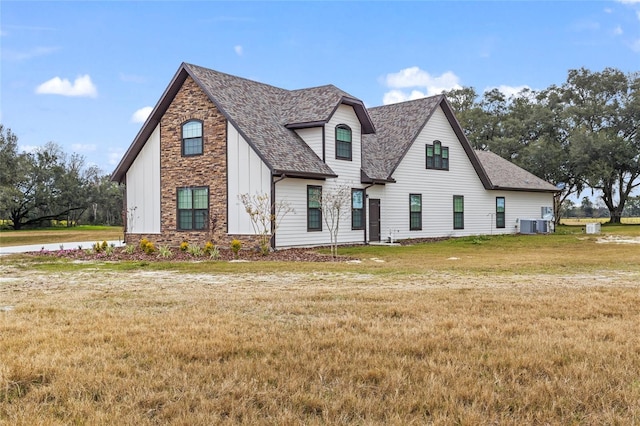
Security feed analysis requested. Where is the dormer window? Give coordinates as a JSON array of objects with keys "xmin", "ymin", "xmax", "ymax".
[
  {"xmin": 335, "ymin": 124, "xmax": 352, "ymax": 160},
  {"xmin": 182, "ymin": 120, "xmax": 203, "ymax": 156},
  {"xmin": 426, "ymin": 140, "xmax": 448, "ymax": 170}
]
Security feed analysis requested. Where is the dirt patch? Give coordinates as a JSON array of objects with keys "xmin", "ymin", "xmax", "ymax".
[{"xmin": 596, "ymin": 235, "xmax": 640, "ymax": 244}]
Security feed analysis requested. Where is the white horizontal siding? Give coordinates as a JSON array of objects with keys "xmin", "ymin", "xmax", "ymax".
[
  {"xmin": 384, "ymin": 106, "xmax": 554, "ymax": 239},
  {"xmin": 274, "ymin": 177, "xmax": 369, "ymax": 248},
  {"xmin": 295, "ymin": 127, "xmax": 323, "ymax": 161},
  {"xmin": 126, "ymin": 124, "xmax": 160, "ymax": 234},
  {"xmin": 227, "ymin": 123, "xmax": 271, "ymax": 235},
  {"xmin": 325, "ymin": 104, "xmax": 362, "ymax": 185}
]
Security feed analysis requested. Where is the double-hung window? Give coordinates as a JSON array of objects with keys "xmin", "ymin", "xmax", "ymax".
[
  {"xmin": 496, "ymin": 197, "xmax": 505, "ymax": 228},
  {"xmin": 307, "ymin": 186, "xmax": 322, "ymax": 231},
  {"xmin": 453, "ymin": 195, "xmax": 464, "ymax": 229},
  {"xmin": 177, "ymin": 187, "xmax": 209, "ymax": 230},
  {"xmin": 426, "ymin": 140, "xmax": 449, "ymax": 170},
  {"xmin": 409, "ymin": 194, "xmax": 422, "ymax": 231},
  {"xmin": 335, "ymin": 125, "xmax": 352, "ymax": 160},
  {"xmin": 182, "ymin": 120, "xmax": 203, "ymax": 156},
  {"xmin": 352, "ymin": 189, "xmax": 364, "ymax": 230}
]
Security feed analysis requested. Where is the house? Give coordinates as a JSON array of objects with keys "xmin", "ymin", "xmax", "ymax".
[{"xmin": 111, "ymin": 63, "xmax": 558, "ymax": 248}]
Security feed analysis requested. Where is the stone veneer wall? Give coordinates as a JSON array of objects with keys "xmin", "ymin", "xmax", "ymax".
[{"xmin": 125, "ymin": 75, "xmax": 261, "ymax": 248}]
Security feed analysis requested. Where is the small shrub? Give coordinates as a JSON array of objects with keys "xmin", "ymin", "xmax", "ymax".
[
  {"xmin": 158, "ymin": 245, "xmax": 172, "ymax": 258},
  {"xmin": 92, "ymin": 242, "xmax": 103, "ymax": 253},
  {"xmin": 187, "ymin": 244, "xmax": 203, "ymax": 257},
  {"xmin": 204, "ymin": 241, "xmax": 215, "ymax": 255},
  {"xmin": 142, "ymin": 241, "xmax": 156, "ymax": 255},
  {"xmin": 209, "ymin": 245, "xmax": 220, "ymax": 260},
  {"xmin": 101, "ymin": 240, "xmax": 108, "ymax": 251},
  {"xmin": 230, "ymin": 239, "xmax": 242, "ymax": 259},
  {"xmin": 180, "ymin": 241, "xmax": 189, "ymax": 252},
  {"xmin": 104, "ymin": 245, "xmax": 115, "ymax": 256},
  {"xmin": 124, "ymin": 244, "xmax": 135, "ymax": 255},
  {"xmin": 139, "ymin": 238, "xmax": 149, "ymax": 251}
]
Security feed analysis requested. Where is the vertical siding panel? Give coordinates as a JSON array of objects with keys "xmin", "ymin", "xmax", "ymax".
[{"xmin": 126, "ymin": 124, "xmax": 161, "ymax": 234}]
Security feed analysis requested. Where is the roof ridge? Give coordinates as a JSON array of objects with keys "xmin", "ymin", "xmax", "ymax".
[
  {"xmin": 367, "ymin": 94, "xmax": 444, "ymax": 111},
  {"xmin": 184, "ymin": 62, "xmax": 291, "ymax": 94}
]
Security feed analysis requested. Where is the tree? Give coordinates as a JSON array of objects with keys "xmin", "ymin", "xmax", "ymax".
[
  {"xmin": 563, "ymin": 68, "xmax": 640, "ymax": 223},
  {"xmin": 239, "ymin": 192, "xmax": 294, "ymax": 255},
  {"xmin": 308, "ymin": 184, "xmax": 351, "ymax": 259}
]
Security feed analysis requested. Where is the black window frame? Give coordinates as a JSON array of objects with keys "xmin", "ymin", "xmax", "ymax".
[
  {"xmin": 335, "ymin": 124, "xmax": 352, "ymax": 161},
  {"xmin": 496, "ymin": 197, "xmax": 506, "ymax": 229},
  {"xmin": 453, "ymin": 195, "xmax": 464, "ymax": 230},
  {"xmin": 307, "ymin": 185, "xmax": 322, "ymax": 232},
  {"xmin": 176, "ymin": 186, "xmax": 209, "ymax": 231},
  {"xmin": 426, "ymin": 140, "xmax": 449, "ymax": 170},
  {"xmin": 181, "ymin": 119, "xmax": 204, "ymax": 157},
  {"xmin": 351, "ymin": 188, "xmax": 364, "ymax": 230},
  {"xmin": 409, "ymin": 193, "xmax": 422, "ymax": 231}
]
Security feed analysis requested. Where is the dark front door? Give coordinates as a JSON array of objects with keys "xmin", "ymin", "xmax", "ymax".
[{"xmin": 369, "ymin": 198, "xmax": 381, "ymax": 242}]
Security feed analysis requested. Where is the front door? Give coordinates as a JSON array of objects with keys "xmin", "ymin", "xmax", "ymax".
[{"xmin": 369, "ymin": 198, "xmax": 380, "ymax": 242}]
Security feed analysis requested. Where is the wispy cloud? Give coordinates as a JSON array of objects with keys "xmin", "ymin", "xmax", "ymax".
[
  {"xmin": 35, "ymin": 74, "xmax": 98, "ymax": 98},
  {"xmin": 2, "ymin": 46, "xmax": 60, "ymax": 62},
  {"xmin": 234, "ymin": 45, "xmax": 244, "ymax": 56},
  {"xmin": 108, "ymin": 148, "xmax": 124, "ymax": 166},
  {"xmin": 484, "ymin": 85, "xmax": 533, "ymax": 99},
  {"xmin": 613, "ymin": 25, "xmax": 624, "ymax": 36},
  {"xmin": 71, "ymin": 143, "xmax": 97, "ymax": 153},
  {"xmin": 19, "ymin": 144, "xmax": 40, "ymax": 154},
  {"xmin": 615, "ymin": 0, "xmax": 640, "ymax": 4},
  {"xmin": 131, "ymin": 106, "xmax": 152, "ymax": 123},
  {"xmin": 630, "ymin": 38, "xmax": 640, "ymax": 52},
  {"xmin": 382, "ymin": 67, "xmax": 462, "ymax": 104}
]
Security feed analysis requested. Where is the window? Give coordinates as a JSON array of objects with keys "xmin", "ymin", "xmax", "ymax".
[
  {"xmin": 409, "ymin": 194, "xmax": 422, "ymax": 231},
  {"xmin": 352, "ymin": 189, "xmax": 364, "ymax": 230},
  {"xmin": 335, "ymin": 124, "xmax": 352, "ymax": 160},
  {"xmin": 426, "ymin": 140, "xmax": 449, "ymax": 170},
  {"xmin": 307, "ymin": 186, "xmax": 322, "ymax": 231},
  {"xmin": 182, "ymin": 120, "xmax": 203, "ymax": 156},
  {"xmin": 177, "ymin": 187, "xmax": 208, "ymax": 230},
  {"xmin": 496, "ymin": 197, "xmax": 505, "ymax": 228},
  {"xmin": 453, "ymin": 195, "xmax": 464, "ymax": 229}
]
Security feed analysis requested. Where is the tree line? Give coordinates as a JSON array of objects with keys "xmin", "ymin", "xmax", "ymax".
[
  {"xmin": 444, "ymin": 67, "xmax": 639, "ymax": 224},
  {"xmin": 0, "ymin": 124, "xmax": 122, "ymax": 230}
]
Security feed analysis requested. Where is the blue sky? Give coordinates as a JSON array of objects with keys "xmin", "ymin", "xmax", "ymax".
[{"xmin": 2, "ymin": 1, "xmax": 639, "ymax": 175}]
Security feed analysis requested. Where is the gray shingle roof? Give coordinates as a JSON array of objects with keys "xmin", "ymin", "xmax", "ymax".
[
  {"xmin": 113, "ymin": 63, "xmax": 556, "ymax": 194},
  {"xmin": 186, "ymin": 64, "xmax": 336, "ymax": 177},
  {"xmin": 362, "ymin": 95, "xmax": 443, "ymax": 181},
  {"xmin": 474, "ymin": 150, "xmax": 558, "ymax": 192}
]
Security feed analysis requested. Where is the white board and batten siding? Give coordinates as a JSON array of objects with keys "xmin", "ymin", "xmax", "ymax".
[
  {"xmin": 275, "ymin": 104, "xmax": 368, "ymax": 248},
  {"xmin": 384, "ymin": 106, "xmax": 554, "ymax": 239},
  {"xmin": 227, "ymin": 123, "xmax": 271, "ymax": 235},
  {"xmin": 126, "ymin": 124, "xmax": 161, "ymax": 234}
]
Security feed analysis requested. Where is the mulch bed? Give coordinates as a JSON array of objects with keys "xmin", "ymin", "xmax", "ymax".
[{"xmin": 29, "ymin": 246, "xmax": 343, "ymax": 263}]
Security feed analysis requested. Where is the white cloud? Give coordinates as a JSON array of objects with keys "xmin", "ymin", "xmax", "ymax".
[
  {"xmin": 2, "ymin": 46, "xmax": 59, "ymax": 62},
  {"xmin": 615, "ymin": 0, "xmax": 640, "ymax": 4},
  {"xmin": 71, "ymin": 143, "xmax": 96, "ymax": 153},
  {"xmin": 613, "ymin": 25, "xmax": 624, "ymax": 35},
  {"xmin": 382, "ymin": 67, "xmax": 462, "ymax": 105},
  {"xmin": 19, "ymin": 144, "xmax": 40, "ymax": 154},
  {"xmin": 637, "ymin": 10, "xmax": 640, "ymax": 21},
  {"xmin": 630, "ymin": 38, "xmax": 640, "ymax": 52},
  {"xmin": 234, "ymin": 45, "xmax": 244, "ymax": 56},
  {"xmin": 35, "ymin": 74, "xmax": 97, "ymax": 97},
  {"xmin": 485, "ymin": 85, "xmax": 533, "ymax": 99},
  {"xmin": 131, "ymin": 106, "xmax": 153, "ymax": 123},
  {"xmin": 108, "ymin": 148, "xmax": 124, "ymax": 166},
  {"xmin": 604, "ymin": 7, "xmax": 613, "ymax": 13}
]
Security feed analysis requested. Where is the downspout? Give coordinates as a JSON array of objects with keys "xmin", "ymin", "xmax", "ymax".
[
  {"xmin": 270, "ymin": 174, "xmax": 287, "ymax": 250},
  {"xmin": 362, "ymin": 183, "xmax": 375, "ymax": 244}
]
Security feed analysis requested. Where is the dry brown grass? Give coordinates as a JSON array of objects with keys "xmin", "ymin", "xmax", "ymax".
[
  {"xmin": 2, "ymin": 250, "xmax": 640, "ymax": 424},
  {"xmin": 0, "ymin": 226, "xmax": 123, "ymax": 247}
]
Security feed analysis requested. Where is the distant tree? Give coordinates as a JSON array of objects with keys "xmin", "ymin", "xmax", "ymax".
[
  {"xmin": 563, "ymin": 68, "xmax": 640, "ymax": 223},
  {"xmin": 580, "ymin": 196, "xmax": 594, "ymax": 218}
]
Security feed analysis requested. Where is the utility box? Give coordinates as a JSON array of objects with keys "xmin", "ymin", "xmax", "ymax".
[
  {"xmin": 586, "ymin": 222, "xmax": 601, "ymax": 234},
  {"xmin": 520, "ymin": 219, "xmax": 537, "ymax": 234}
]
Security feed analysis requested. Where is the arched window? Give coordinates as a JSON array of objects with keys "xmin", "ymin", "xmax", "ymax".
[
  {"xmin": 335, "ymin": 124, "xmax": 352, "ymax": 160},
  {"xmin": 182, "ymin": 120, "xmax": 203, "ymax": 156}
]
